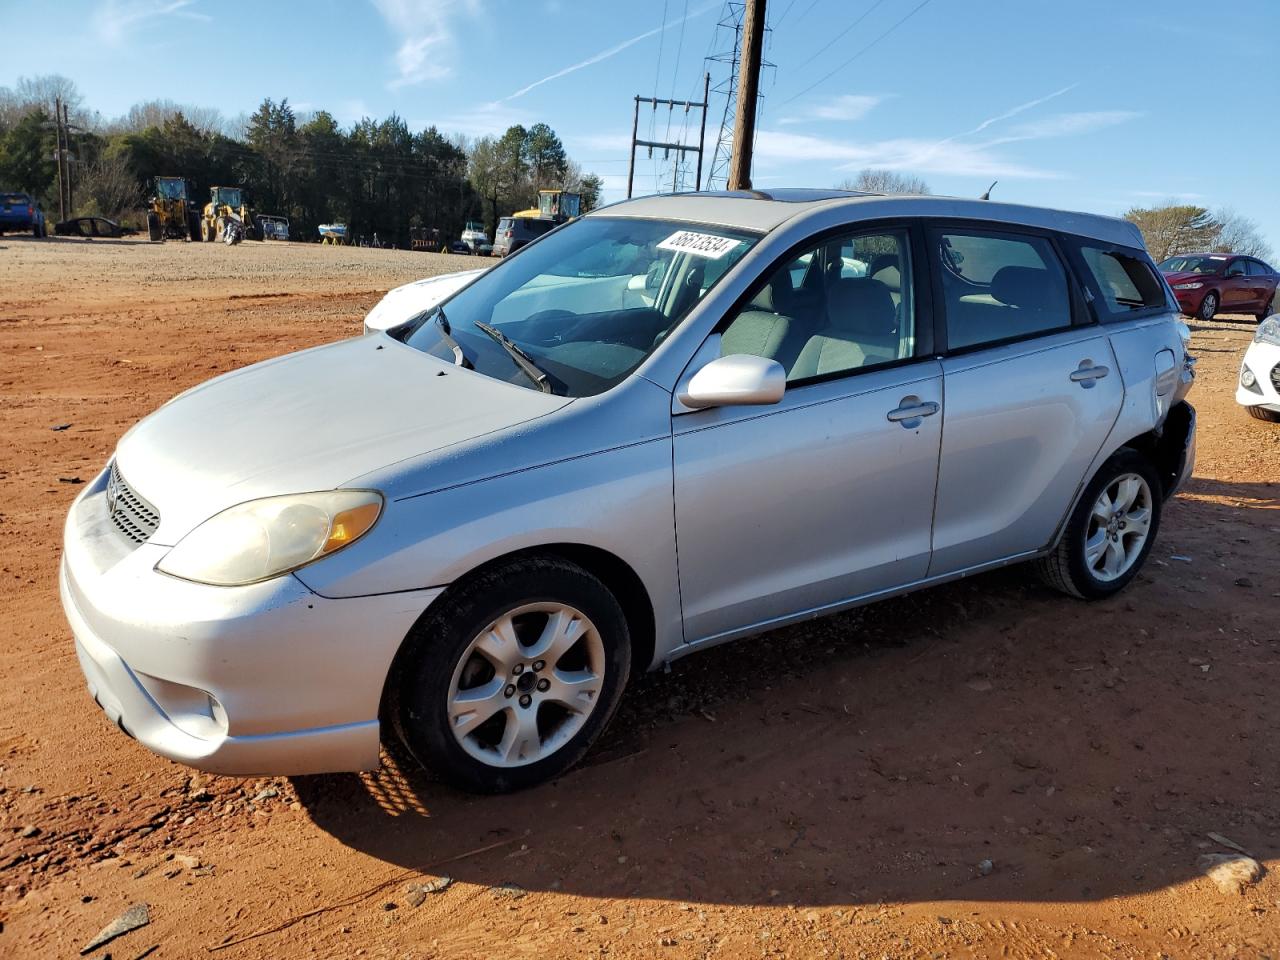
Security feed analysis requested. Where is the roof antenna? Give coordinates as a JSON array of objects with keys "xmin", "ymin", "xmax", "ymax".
[{"xmin": 980, "ymin": 180, "xmax": 998, "ymax": 201}]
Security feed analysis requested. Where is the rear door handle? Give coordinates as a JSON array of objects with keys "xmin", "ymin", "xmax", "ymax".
[
  {"xmin": 1069, "ymin": 361, "xmax": 1110, "ymax": 387},
  {"xmin": 886, "ymin": 397, "xmax": 940, "ymax": 425}
]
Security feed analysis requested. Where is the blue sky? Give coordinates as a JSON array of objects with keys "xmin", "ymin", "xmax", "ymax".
[{"xmin": 5, "ymin": 0, "xmax": 1278, "ymax": 253}]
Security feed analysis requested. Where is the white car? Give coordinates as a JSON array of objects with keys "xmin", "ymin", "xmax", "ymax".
[
  {"xmin": 364, "ymin": 269, "xmax": 485, "ymax": 334},
  {"xmin": 1237, "ymin": 316, "xmax": 1280, "ymax": 421}
]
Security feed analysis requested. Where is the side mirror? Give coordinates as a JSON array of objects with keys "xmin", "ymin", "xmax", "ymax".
[{"xmin": 678, "ymin": 354, "xmax": 785, "ymax": 409}]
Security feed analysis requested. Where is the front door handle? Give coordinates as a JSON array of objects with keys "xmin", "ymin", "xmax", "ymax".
[
  {"xmin": 886, "ymin": 396, "xmax": 940, "ymax": 426},
  {"xmin": 1069, "ymin": 360, "xmax": 1110, "ymax": 387}
]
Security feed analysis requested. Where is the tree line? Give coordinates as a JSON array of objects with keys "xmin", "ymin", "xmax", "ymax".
[{"xmin": 0, "ymin": 74, "xmax": 602, "ymax": 247}]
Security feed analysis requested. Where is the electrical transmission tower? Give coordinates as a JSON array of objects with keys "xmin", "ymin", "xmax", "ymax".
[{"xmin": 705, "ymin": 1, "xmax": 773, "ymax": 190}]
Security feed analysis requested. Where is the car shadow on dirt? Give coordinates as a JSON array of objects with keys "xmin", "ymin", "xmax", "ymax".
[{"xmin": 293, "ymin": 494, "xmax": 1276, "ymax": 908}]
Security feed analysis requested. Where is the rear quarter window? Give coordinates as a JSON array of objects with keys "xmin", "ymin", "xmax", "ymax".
[{"xmin": 1078, "ymin": 246, "xmax": 1168, "ymax": 317}]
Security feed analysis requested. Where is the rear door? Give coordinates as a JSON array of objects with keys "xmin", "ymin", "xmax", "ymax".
[
  {"xmin": 1246, "ymin": 259, "xmax": 1274, "ymax": 310},
  {"xmin": 927, "ymin": 225, "xmax": 1123, "ymax": 576}
]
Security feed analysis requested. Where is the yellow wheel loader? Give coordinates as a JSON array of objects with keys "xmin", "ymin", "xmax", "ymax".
[
  {"xmin": 146, "ymin": 177, "xmax": 201, "ymax": 242},
  {"xmin": 200, "ymin": 186, "xmax": 260, "ymax": 244}
]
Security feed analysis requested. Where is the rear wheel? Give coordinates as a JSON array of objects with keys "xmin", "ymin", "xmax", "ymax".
[
  {"xmin": 1198, "ymin": 291, "xmax": 1218, "ymax": 321},
  {"xmin": 1037, "ymin": 450, "xmax": 1162, "ymax": 600},
  {"xmin": 1257, "ymin": 301, "xmax": 1274, "ymax": 323},
  {"xmin": 146, "ymin": 212, "xmax": 161, "ymax": 242},
  {"xmin": 388, "ymin": 557, "xmax": 631, "ymax": 793},
  {"xmin": 1247, "ymin": 405, "xmax": 1280, "ymax": 423}
]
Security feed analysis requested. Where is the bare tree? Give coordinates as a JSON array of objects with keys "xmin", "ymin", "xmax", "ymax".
[
  {"xmin": 77, "ymin": 150, "xmax": 141, "ymax": 221},
  {"xmin": 1212, "ymin": 207, "xmax": 1274, "ymax": 260},
  {"xmin": 1123, "ymin": 204, "xmax": 1221, "ymax": 262},
  {"xmin": 838, "ymin": 168, "xmax": 931, "ymax": 195}
]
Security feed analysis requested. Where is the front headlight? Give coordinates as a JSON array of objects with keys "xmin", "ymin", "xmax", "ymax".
[
  {"xmin": 157, "ymin": 490, "xmax": 383, "ymax": 586},
  {"xmin": 1255, "ymin": 317, "xmax": 1280, "ymax": 346},
  {"xmin": 1172, "ymin": 282, "xmax": 1204, "ymax": 290}
]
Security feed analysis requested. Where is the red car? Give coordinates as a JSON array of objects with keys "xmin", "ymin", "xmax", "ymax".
[{"xmin": 1159, "ymin": 252, "xmax": 1278, "ymax": 322}]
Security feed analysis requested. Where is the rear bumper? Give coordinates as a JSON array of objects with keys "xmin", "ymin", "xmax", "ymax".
[{"xmin": 60, "ymin": 472, "xmax": 443, "ymax": 775}]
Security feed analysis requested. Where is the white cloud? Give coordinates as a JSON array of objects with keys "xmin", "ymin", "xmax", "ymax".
[
  {"xmin": 983, "ymin": 110, "xmax": 1142, "ymax": 146},
  {"xmin": 497, "ymin": 0, "xmax": 719, "ymax": 102},
  {"xmin": 94, "ymin": 0, "xmax": 209, "ymax": 44},
  {"xmin": 754, "ymin": 129, "xmax": 1060, "ymax": 180},
  {"xmin": 370, "ymin": 0, "xmax": 479, "ymax": 89},
  {"xmin": 778, "ymin": 94, "xmax": 885, "ymax": 126}
]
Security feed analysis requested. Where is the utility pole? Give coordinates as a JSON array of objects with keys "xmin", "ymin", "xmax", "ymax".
[
  {"xmin": 624, "ymin": 74, "xmax": 711, "ymax": 199},
  {"xmin": 54, "ymin": 95, "xmax": 66, "ymax": 222},
  {"xmin": 63, "ymin": 100, "xmax": 74, "ymax": 214},
  {"xmin": 727, "ymin": 0, "xmax": 765, "ymax": 191}
]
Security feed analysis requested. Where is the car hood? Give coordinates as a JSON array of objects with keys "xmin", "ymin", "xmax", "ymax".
[
  {"xmin": 1163, "ymin": 271, "xmax": 1218, "ymax": 284},
  {"xmin": 115, "ymin": 336, "xmax": 570, "ymax": 543},
  {"xmin": 363, "ymin": 269, "xmax": 486, "ymax": 333}
]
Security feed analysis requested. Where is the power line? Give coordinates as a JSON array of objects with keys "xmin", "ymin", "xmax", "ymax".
[
  {"xmin": 804, "ymin": 0, "xmax": 889, "ymax": 65},
  {"xmin": 778, "ymin": 0, "xmax": 935, "ymax": 106}
]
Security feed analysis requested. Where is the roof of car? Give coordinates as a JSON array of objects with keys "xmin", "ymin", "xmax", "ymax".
[{"xmin": 595, "ymin": 189, "xmax": 1145, "ymax": 250}]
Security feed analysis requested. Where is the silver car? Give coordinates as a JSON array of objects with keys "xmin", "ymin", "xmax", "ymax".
[{"xmin": 61, "ymin": 189, "xmax": 1196, "ymax": 793}]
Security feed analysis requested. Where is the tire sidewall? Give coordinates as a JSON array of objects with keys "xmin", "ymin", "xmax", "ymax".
[
  {"xmin": 1062, "ymin": 451, "xmax": 1163, "ymax": 599},
  {"xmin": 1199, "ymin": 292, "xmax": 1217, "ymax": 320},
  {"xmin": 393, "ymin": 559, "xmax": 632, "ymax": 793}
]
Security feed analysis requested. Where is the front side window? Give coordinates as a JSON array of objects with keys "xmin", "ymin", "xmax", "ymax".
[
  {"xmin": 399, "ymin": 217, "xmax": 757, "ymax": 396},
  {"xmin": 1080, "ymin": 246, "xmax": 1166, "ymax": 314},
  {"xmin": 937, "ymin": 230, "xmax": 1072, "ymax": 350},
  {"xmin": 720, "ymin": 230, "xmax": 914, "ymax": 382}
]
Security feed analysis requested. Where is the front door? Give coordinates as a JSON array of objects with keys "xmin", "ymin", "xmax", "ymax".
[
  {"xmin": 671, "ymin": 227, "xmax": 943, "ymax": 644},
  {"xmin": 925, "ymin": 226, "xmax": 1125, "ymax": 575}
]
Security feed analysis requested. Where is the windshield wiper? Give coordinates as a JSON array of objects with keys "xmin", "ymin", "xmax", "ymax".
[
  {"xmin": 473, "ymin": 320, "xmax": 553, "ymax": 393},
  {"xmin": 430, "ymin": 308, "xmax": 472, "ymax": 369}
]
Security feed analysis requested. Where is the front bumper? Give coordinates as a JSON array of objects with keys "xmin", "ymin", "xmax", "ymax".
[
  {"xmin": 61, "ymin": 470, "xmax": 443, "ymax": 776},
  {"xmin": 1236, "ymin": 341, "xmax": 1280, "ymax": 411}
]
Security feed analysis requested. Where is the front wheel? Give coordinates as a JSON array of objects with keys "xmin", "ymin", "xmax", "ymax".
[
  {"xmin": 1198, "ymin": 291, "xmax": 1218, "ymax": 321},
  {"xmin": 146, "ymin": 212, "xmax": 161, "ymax": 242},
  {"xmin": 1037, "ymin": 450, "xmax": 1162, "ymax": 600},
  {"xmin": 388, "ymin": 557, "xmax": 632, "ymax": 793}
]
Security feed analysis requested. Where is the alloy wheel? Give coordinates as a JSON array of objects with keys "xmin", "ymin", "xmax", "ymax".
[
  {"xmin": 1084, "ymin": 473, "xmax": 1153, "ymax": 582},
  {"xmin": 446, "ymin": 603, "xmax": 606, "ymax": 768}
]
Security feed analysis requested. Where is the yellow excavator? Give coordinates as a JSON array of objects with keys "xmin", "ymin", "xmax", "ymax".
[
  {"xmin": 146, "ymin": 177, "xmax": 201, "ymax": 242},
  {"xmin": 200, "ymin": 185, "xmax": 259, "ymax": 243}
]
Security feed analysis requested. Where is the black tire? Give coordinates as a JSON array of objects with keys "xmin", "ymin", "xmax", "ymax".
[
  {"xmin": 1197, "ymin": 291, "xmax": 1218, "ymax": 321},
  {"xmin": 1036, "ymin": 449, "xmax": 1163, "ymax": 600},
  {"xmin": 1247, "ymin": 405, "xmax": 1280, "ymax": 423},
  {"xmin": 1257, "ymin": 301, "xmax": 1274, "ymax": 323},
  {"xmin": 387, "ymin": 556, "xmax": 632, "ymax": 793},
  {"xmin": 188, "ymin": 213, "xmax": 201, "ymax": 241},
  {"xmin": 146, "ymin": 212, "xmax": 161, "ymax": 243}
]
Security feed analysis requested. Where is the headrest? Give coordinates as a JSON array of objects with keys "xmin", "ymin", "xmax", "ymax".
[
  {"xmin": 991, "ymin": 266, "xmax": 1058, "ymax": 312},
  {"xmin": 750, "ymin": 270, "xmax": 794, "ymax": 314},
  {"xmin": 868, "ymin": 253, "xmax": 900, "ymax": 277},
  {"xmin": 826, "ymin": 278, "xmax": 897, "ymax": 334}
]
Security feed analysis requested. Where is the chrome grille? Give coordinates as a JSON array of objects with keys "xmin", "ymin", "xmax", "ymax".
[{"xmin": 106, "ymin": 462, "xmax": 160, "ymax": 544}]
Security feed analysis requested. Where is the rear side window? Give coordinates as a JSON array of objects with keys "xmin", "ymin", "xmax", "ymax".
[
  {"xmin": 497, "ymin": 218, "xmax": 512, "ymax": 233},
  {"xmin": 1079, "ymin": 247, "xmax": 1166, "ymax": 315},
  {"xmin": 935, "ymin": 230, "xmax": 1073, "ymax": 350},
  {"xmin": 1246, "ymin": 259, "xmax": 1270, "ymax": 277}
]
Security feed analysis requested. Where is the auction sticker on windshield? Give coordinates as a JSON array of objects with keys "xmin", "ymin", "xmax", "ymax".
[{"xmin": 658, "ymin": 230, "xmax": 743, "ymax": 259}]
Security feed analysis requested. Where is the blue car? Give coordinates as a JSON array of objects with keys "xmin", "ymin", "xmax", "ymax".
[{"xmin": 0, "ymin": 192, "xmax": 47, "ymax": 237}]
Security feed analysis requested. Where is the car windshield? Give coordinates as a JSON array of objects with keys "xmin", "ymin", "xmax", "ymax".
[
  {"xmin": 1159, "ymin": 255, "xmax": 1225, "ymax": 275},
  {"xmin": 398, "ymin": 216, "xmax": 758, "ymax": 396}
]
